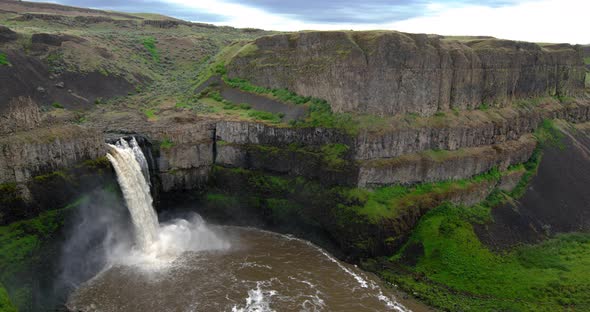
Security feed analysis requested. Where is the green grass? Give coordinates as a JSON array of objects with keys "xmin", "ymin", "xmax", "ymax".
[
  {"xmin": 382, "ymin": 203, "xmax": 590, "ymax": 311},
  {"xmin": 0, "ymin": 196, "xmax": 89, "ymax": 309},
  {"xmin": 320, "ymin": 143, "xmax": 350, "ymax": 169},
  {"xmin": 32, "ymin": 170, "xmax": 70, "ymax": 183},
  {"xmin": 247, "ymin": 110, "xmax": 283, "ymax": 123},
  {"xmin": 141, "ymin": 37, "xmax": 160, "ymax": 62},
  {"xmin": 0, "ymin": 284, "xmax": 16, "ymax": 312},
  {"xmin": 225, "ymin": 76, "xmax": 358, "ymax": 132},
  {"xmin": 535, "ymin": 119, "xmax": 565, "ymax": 149},
  {"xmin": 175, "ymin": 101, "xmax": 191, "ymax": 109},
  {"xmin": 476, "ymin": 102, "xmax": 490, "ymax": 110},
  {"xmin": 143, "ymin": 108, "xmax": 157, "ymax": 119},
  {"xmin": 205, "ymin": 192, "xmax": 239, "ymax": 208},
  {"xmin": 373, "ymin": 122, "xmax": 574, "ymax": 311},
  {"xmin": 225, "ymin": 76, "xmax": 312, "ymax": 105},
  {"xmin": 159, "ymin": 138, "xmax": 174, "ymax": 149},
  {"xmin": 0, "ymin": 52, "xmax": 9, "ymax": 66},
  {"xmin": 340, "ymin": 167, "xmax": 505, "ymax": 221},
  {"xmin": 51, "ymin": 102, "xmax": 64, "ymax": 109}
]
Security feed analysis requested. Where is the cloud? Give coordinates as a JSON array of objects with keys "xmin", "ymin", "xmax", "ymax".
[
  {"xmin": 30, "ymin": 0, "xmax": 228, "ymax": 22},
  {"xmin": 223, "ymin": 0, "xmax": 519, "ymax": 24},
  {"xmin": 27, "ymin": 0, "xmax": 590, "ymax": 44},
  {"xmin": 388, "ymin": 0, "xmax": 589, "ymax": 44}
]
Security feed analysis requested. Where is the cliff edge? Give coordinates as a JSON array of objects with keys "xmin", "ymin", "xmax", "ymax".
[{"xmin": 227, "ymin": 31, "xmax": 586, "ymax": 116}]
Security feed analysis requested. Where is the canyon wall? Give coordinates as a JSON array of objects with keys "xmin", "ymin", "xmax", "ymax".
[{"xmin": 227, "ymin": 31, "xmax": 586, "ymax": 116}]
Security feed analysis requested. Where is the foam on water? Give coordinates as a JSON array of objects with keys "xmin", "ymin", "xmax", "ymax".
[
  {"xmin": 232, "ymin": 281, "xmax": 277, "ymax": 312},
  {"xmin": 281, "ymin": 233, "xmax": 410, "ymax": 311},
  {"xmin": 106, "ymin": 138, "xmax": 229, "ymax": 270}
]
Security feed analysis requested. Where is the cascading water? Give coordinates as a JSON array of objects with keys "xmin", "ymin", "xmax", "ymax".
[
  {"xmin": 107, "ymin": 138, "xmax": 159, "ymax": 251},
  {"xmin": 129, "ymin": 137, "xmax": 151, "ymax": 185},
  {"xmin": 105, "ymin": 137, "xmax": 229, "ymax": 267}
]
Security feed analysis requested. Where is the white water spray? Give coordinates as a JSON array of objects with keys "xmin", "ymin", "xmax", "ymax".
[
  {"xmin": 106, "ymin": 137, "xmax": 229, "ymax": 267},
  {"xmin": 107, "ymin": 138, "xmax": 159, "ymax": 251}
]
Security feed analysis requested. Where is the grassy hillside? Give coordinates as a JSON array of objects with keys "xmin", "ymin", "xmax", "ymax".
[{"xmin": 0, "ymin": 2, "xmax": 273, "ymax": 115}]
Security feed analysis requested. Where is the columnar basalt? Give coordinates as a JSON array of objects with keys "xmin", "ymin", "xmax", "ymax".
[{"xmin": 227, "ymin": 31, "xmax": 586, "ymax": 116}]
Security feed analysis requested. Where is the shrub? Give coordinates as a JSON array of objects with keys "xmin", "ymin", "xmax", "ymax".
[
  {"xmin": 208, "ymin": 90, "xmax": 224, "ymax": 102},
  {"xmin": 142, "ymin": 37, "xmax": 160, "ymax": 62},
  {"xmin": 0, "ymin": 52, "xmax": 9, "ymax": 66},
  {"xmin": 175, "ymin": 102, "xmax": 191, "ymax": 109},
  {"xmin": 534, "ymin": 119, "xmax": 565, "ymax": 149},
  {"xmin": 247, "ymin": 110, "xmax": 282, "ymax": 123},
  {"xmin": 144, "ymin": 109, "xmax": 157, "ymax": 119},
  {"xmin": 51, "ymin": 102, "xmax": 64, "ymax": 109},
  {"xmin": 160, "ymin": 138, "xmax": 174, "ymax": 149}
]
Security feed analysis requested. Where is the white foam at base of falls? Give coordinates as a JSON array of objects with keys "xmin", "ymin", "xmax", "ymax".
[{"xmin": 106, "ymin": 138, "xmax": 229, "ymax": 269}]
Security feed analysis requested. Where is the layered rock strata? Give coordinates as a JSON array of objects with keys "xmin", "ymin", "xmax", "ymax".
[{"xmin": 227, "ymin": 31, "xmax": 586, "ymax": 116}]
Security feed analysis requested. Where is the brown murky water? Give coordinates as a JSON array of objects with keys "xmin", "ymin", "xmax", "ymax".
[{"xmin": 67, "ymin": 226, "xmax": 432, "ymax": 312}]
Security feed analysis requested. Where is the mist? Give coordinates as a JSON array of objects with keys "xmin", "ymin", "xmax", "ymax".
[{"xmin": 55, "ymin": 185, "xmax": 133, "ymax": 299}]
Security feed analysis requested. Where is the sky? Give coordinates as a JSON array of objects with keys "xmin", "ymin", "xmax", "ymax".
[{"xmin": 32, "ymin": 0, "xmax": 589, "ymax": 44}]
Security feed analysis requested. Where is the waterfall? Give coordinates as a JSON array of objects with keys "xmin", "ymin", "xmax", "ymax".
[
  {"xmin": 106, "ymin": 138, "xmax": 159, "ymax": 251},
  {"xmin": 129, "ymin": 137, "xmax": 151, "ymax": 185}
]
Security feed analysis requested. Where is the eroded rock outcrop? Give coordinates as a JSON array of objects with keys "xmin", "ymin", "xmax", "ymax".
[
  {"xmin": 0, "ymin": 25, "xmax": 17, "ymax": 43},
  {"xmin": 358, "ymin": 135, "xmax": 535, "ymax": 187},
  {"xmin": 0, "ymin": 125, "xmax": 105, "ymax": 184},
  {"xmin": 355, "ymin": 101, "xmax": 590, "ymax": 159},
  {"xmin": 227, "ymin": 31, "xmax": 586, "ymax": 116},
  {"xmin": 0, "ymin": 96, "xmax": 41, "ymax": 134}
]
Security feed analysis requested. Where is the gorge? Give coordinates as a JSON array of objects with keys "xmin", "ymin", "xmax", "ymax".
[{"xmin": 1, "ymin": 0, "xmax": 590, "ymax": 311}]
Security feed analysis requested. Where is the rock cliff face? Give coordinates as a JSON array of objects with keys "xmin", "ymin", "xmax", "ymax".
[
  {"xmin": 358, "ymin": 135, "xmax": 536, "ymax": 187},
  {"xmin": 0, "ymin": 96, "xmax": 41, "ymax": 134},
  {"xmin": 227, "ymin": 31, "xmax": 586, "ymax": 116},
  {"xmin": 355, "ymin": 101, "xmax": 590, "ymax": 160},
  {"xmin": 0, "ymin": 125, "xmax": 105, "ymax": 184}
]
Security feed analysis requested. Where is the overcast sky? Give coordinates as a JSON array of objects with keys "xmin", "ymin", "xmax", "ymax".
[{"xmin": 34, "ymin": 0, "xmax": 589, "ymax": 44}]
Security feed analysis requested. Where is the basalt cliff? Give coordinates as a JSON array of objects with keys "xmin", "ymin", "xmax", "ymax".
[{"xmin": 1, "ymin": 1, "xmax": 590, "ymax": 311}]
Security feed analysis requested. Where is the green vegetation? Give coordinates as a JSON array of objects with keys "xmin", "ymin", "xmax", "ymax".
[
  {"xmin": 535, "ymin": 119, "xmax": 565, "ymax": 149},
  {"xmin": 81, "ymin": 156, "xmax": 110, "ymax": 169},
  {"xmin": 51, "ymin": 102, "xmax": 64, "ymax": 109},
  {"xmin": 341, "ymin": 167, "xmax": 507, "ymax": 221},
  {"xmin": 476, "ymin": 102, "xmax": 490, "ymax": 110},
  {"xmin": 175, "ymin": 101, "xmax": 191, "ymax": 109},
  {"xmin": 0, "ymin": 284, "xmax": 17, "ymax": 312},
  {"xmin": 143, "ymin": 108, "xmax": 157, "ymax": 119},
  {"xmin": 554, "ymin": 94, "xmax": 574, "ymax": 104},
  {"xmin": 247, "ymin": 110, "xmax": 283, "ymax": 123},
  {"xmin": 584, "ymin": 56, "xmax": 590, "ymax": 65},
  {"xmin": 205, "ymin": 192, "xmax": 239, "ymax": 208},
  {"xmin": 380, "ymin": 203, "xmax": 590, "ymax": 311},
  {"xmin": 159, "ymin": 138, "xmax": 174, "ymax": 149},
  {"xmin": 320, "ymin": 143, "xmax": 350, "ymax": 168},
  {"xmin": 223, "ymin": 75, "xmax": 359, "ymax": 133},
  {"xmin": 0, "ymin": 182, "xmax": 19, "ymax": 204},
  {"xmin": 32, "ymin": 170, "xmax": 70, "ymax": 183},
  {"xmin": 197, "ymin": 88, "xmax": 285, "ymax": 124},
  {"xmin": 225, "ymin": 77, "xmax": 312, "ymax": 105},
  {"xmin": 141, "ymin": 37, "xmax": 160, "ymax": 62},
  {"xmin": 371, "ymin": 119, "xmax": 575, "ymax": 311},
  {"xmin": 0, "ymin": 196, "xmax": 88, "ymax": 310},
  {"xmin": 290, "ymin": 98, "xmax": 356, "ymax": 134},
  {"xmin": 236, "ymin": 43, "xmax": 259, "ymax": 57},
  {"xmin": 514, "ymin": 96, "xmax": 547, "ymax": 108},
  {"xmin": 45, "ymin": 52, "xmax": 64, "ymax": 73},
  {"xmin": 0, "ymin": 52, "xmax": 9, "ymax": 66}
]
